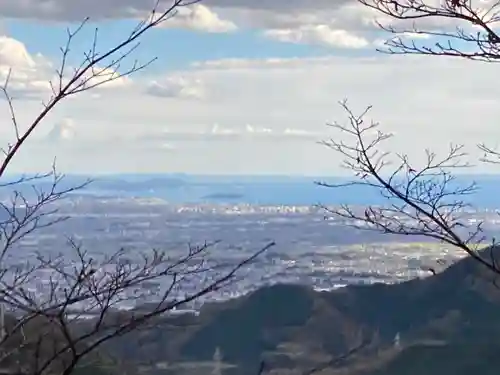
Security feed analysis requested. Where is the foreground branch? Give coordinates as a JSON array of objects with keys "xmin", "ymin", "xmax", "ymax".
[
  {"xmin": 0, "ymin": 1, "xmax": 276, "ymax": 374},
  {"xmin": 0, "ymin": 240, "xmax": 274, "ymax": 375},
  {"xmin": 317, "ymin": 100, "xmax": 499, "ymax": 275},
  {"xmin": 360, "ymin": 0, "xmax": 500, "ymax": 61}
]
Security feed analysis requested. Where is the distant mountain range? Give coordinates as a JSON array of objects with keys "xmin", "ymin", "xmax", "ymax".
[
  {"xmin": 99, "ymin": 246, "xmax": 500, "ymax": 375},
  {"xmin": 3, "ymin": 174, "xmax": 500, "ymax": 207}
]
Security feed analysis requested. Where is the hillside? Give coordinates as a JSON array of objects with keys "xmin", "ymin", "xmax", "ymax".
[
  {"xmin": 0, "ymin": 314, "xmax": 121, "ymax": 375},
  {"xmin": 100, "ymin": 246, "xmax": 500, "ymax": 375}
]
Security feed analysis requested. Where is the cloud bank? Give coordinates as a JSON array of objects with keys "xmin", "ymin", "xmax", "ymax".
[{"xmin": 0, "ymin": 1, "xmax": 497, "ymax": 175}]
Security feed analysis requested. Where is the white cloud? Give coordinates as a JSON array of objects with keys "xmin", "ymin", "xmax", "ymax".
[
  {"xmin": 60, "ymin": 66, "xmax": 133, "ymax": 97},
  {"xmin": 264, "ymin": 25, "xmax": 369, "ymax": 48},
  {"xmin": 0, "ymin": 36, "xmax": 37, "ymax": 68},
  {"xmin": 164, "ymin": 4, "xmax": 237, "ymax": 33},
  {"xmin": 29, "ymin": 53, "xmax": 500, "ymax": 174},
  {"xmin": 0, "ymin": 1, "xmax": 498, "ymax": 175},
  {"xmin": 146, "ymin": 76, "xmax": 206, "ymax": 100},
  {"xmin": 158, "ymin": 123, "xmax": 319, "ymax": 141},
  {"xmin": 191, "ymin": 56, "xmax": 336, "ymax": 69},
  {"xmin": 209, "ymin": 2, "xmax": 367, "ymax": 30},
  {"xmin": 245, "ymin": 124, "xmax": 272, "ymax": 134},
  {"xmin": 46, "ymin": 118, "xmax": 77, "ymax": 142},
  {"xmin": 0, "ymin": 36, "xmax": 54, "ymax": 99},
  {"xmin": 207, "ymin": 0, "xmax": 491, "ymax": 48},
  {"xmin": 0, "ymin": 0, "xmax": 402, "ymax": 42},
  {"xmin": 0, "ymin": 0, "xmax": 484, "ymax": 49},
  {"xmin": 0, "ymin": 35, "xmax": 131, "ymax": 102},
  {"xmin": 204, "ymin": 0, "xmax": 487, "ymax": 29},
  {"xmin": 0, "ymin": 2, "xmax": 237, "ymax": 33},
  {"xmin": 83, "ymin": 67, "xmax": 131, "ymax": 89},
  {"xmin": 0, "ymin": 0, "xmax": 488, "ymax": 33},
  {"xmin": 0, "ymin": 32, "xmax": 499, "ymax": 174}
]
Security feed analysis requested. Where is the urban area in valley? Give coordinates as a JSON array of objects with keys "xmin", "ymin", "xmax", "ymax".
[{"xmin": 6, "ymin": 175, "xmax": 500, "ymax": 312}]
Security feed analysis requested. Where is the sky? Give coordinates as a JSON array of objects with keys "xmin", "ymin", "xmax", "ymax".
[{"xmin": 0, "ymin": 0, "xmax": 499, "ymax": 175}]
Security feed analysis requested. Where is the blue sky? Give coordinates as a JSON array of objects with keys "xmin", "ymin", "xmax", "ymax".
[{"xmin": 0, "ymin": 0, "xmax": 498, "ymax": 175}]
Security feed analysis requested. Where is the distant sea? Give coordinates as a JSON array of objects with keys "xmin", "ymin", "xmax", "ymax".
[{"xmin": 3, "ymin": 174, "xmax": 500, "ymax": 208}]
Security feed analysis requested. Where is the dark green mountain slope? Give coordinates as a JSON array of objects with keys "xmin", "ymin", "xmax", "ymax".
[{"xmin": 103, "ymin": 247, "xmax": 500, "ymax": 375}]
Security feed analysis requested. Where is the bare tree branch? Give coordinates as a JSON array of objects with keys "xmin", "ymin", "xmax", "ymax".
[
  {"xmin": 0, "ymin": 239, "xmax": 274, "ymax": 375},
  {"xmin": 0, "ymin": 0, "xmax": 201, "ymax": 178},
  {"xmin": 0, "ymin": 1, "xmax": 275, "ymax": 374},
  {"xmin": 317, "ymin": 100, "xmax": 498, "ymax": 275},
  {"xmin": 361, "ymin": 0, "xmax": 500, "ymax": 61},
  {"xmin": 362, "ymin": 0, "xmax": 500, "ymax": 165},
  {"xmin": 478, "ymin": 142, "xmax": 500, "ymax": 164}
]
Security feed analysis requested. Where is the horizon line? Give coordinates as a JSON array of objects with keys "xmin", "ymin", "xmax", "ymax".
[{"xmin": 3, "ymin": 172, "xmax": 500, "ymax": 179}]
